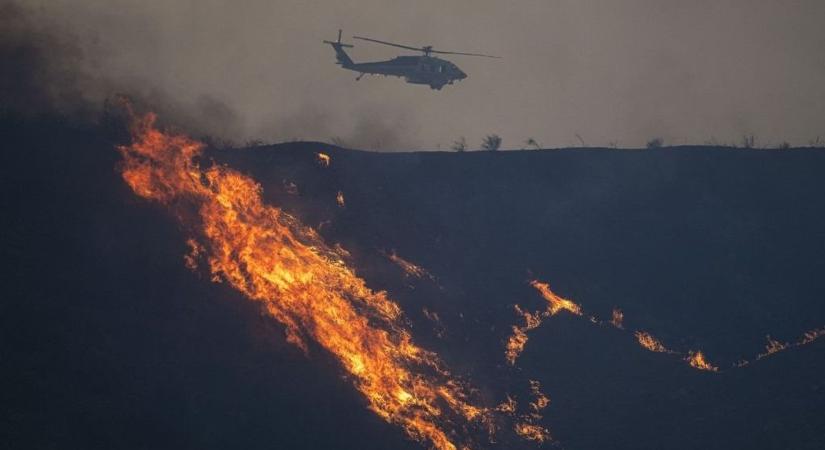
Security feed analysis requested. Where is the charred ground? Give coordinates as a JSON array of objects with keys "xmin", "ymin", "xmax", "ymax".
[{"xmin": 3, "ymin": 115, "xmax": 825, "ymax": 450}]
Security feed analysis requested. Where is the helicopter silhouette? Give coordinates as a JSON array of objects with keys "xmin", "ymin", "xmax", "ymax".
[{"xmin": 323, "ymin": 30, "xmax": 500, "ymax": 90}]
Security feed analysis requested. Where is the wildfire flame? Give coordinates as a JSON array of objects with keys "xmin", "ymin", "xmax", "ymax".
[
  {"xmin": 504, "ymin": 306, "xmax": 545, "ymax": 365},
  {"xmin": 495, "ymin": 395, "xmax": 517, "ymax": 414},
  {"xmin": 634, "ymin": 331, "xmax": 670, "ymax": 353},
  {"xmin": 336, "ymin": 190, "xmax": 345, "ymax": 208},
  {"xmin": 386, "ymin": 250, "xmax": 433, "ymax": 280},
  {"xmin": 530, "ymin": 280, "xmax": 583, "ymax": 316},
  {"xmin": 611, "ymin": 308, "xmax": 624, "ymax": 329},
  {"xmin": 511, "ymin": 278, "xmax": 721, "ymax": 372},
  {"xmin": 511, "ymin": 278, "xmax": 822, "ymax": 374},
  {"xmin": 118, "ymin": 110, "xmax": 497, "ymax": 450},
  {"xmin": 802, "ymin": 327, "xmax": 825, "ymax": 344},
  {"xmin": 316, "ymin": 152, "xmax": 331, "ymax": 167},
  {"xmin": 763, "ymin": 335, "xmax": 788, "ymax": 355},
  {"xmin": 514, "ymin": 423, "xmax": 551, "ymax": 444},
  {"xmin": 502, "ymin": 381, "xmax": 551, "ymax": 445},
  {"xmin": 686, "ymin": 351, "xmax": 718, "ymax": 372},
  {"xmin": 505, "ymin": 283, "xmax": 583, "ymax": 365},
  {"xmin": 505, "ymin": 326, "xmax": 530, "ymax": 366},
  {"xmin": 754, "ymin": 327, "xmax": 825, "ymax": 361},
  {"xmin": 528, "ymin": 380, "xmax": 550, "ymax": 413}
]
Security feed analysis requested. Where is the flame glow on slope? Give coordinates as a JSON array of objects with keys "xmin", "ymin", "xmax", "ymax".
[
  {"xmin": 634, "ymin": 331, "xmax": 671, "ymax": 353},
  {"xmin": 686, "ymin": 351, "xmax": 718, "ymax": 371},
  {"xmin": 386, "ymin": 250, "xmax": 433, "ymax": 280},
  {"xmin": 746, "ymin": 327, "xmax": 825, "ymax": 365},
  {"xmin": 513, "ymin": 380, "xmax": 551, "ymax": 443},
  {"xmin": 507, "ymin": 278, "xmax": 822, "ymax": 372},
  {"xmin": 316, "ymin": 152, "xmax": 331, "ymax": 167},
  {"xmin": 118, "ymin": 110, "xmax": 497, "ymax": 450},
  {"xmin": 505, "ymin": 282, "xmax": 583, "ymax": 365},
  {"xmin": 611, "ymin": 308, "xmax": 624, "ymax": 329},
  {"xmin": 491, "ymin": 381, "xmax": 551, "ymax": 444},
  {"xmin": 530, "ymin": 281, "xmax": 583, "ymax": 316}
]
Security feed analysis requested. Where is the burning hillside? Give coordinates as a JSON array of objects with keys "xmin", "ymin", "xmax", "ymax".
[
  {"xmin": 4, "ymin": 109, "xmax": 825, "ymax": 450},
  {"xmin": 117, "ymin": 108, "xmax": 501, "ymax": 450}
]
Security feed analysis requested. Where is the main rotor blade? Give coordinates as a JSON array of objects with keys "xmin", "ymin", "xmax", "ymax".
[
  {"xmin": 352, "ymin": 36, "xmax": 423, "ymax": 52},
  {"xmin": 353, "ymin": 35, "xmax": 502, "ymax": 58},
  {"xmin": 429, "ymin": 50, "xmax": 502, "ymax": 59}
]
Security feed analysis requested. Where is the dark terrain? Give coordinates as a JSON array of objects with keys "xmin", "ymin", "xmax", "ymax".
[{"xmin": 3, "ymin": 115, "xmax": 825, "ymax": 450}]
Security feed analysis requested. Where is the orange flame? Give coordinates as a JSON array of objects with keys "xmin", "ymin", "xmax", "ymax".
[
  {"xmin": 801, "ymin": 327, "xmax": 825, "ymax": 344},
  {"xmin": 504, "ymin": 305, "xmax": 546, "ymax": 365},
  {"xmin": 511, "ymin": 380, "xmax": 551, "ymax": 442},
  {"xmin": 611, "ymin": 308, "xmax": 624, "ymax": 329},
  {"xmin": 530, "ymin": 280, "xmax": 583, "ymax": 316},
  {"xmin": 763, "ymin": 335, "xmax": 788, "ymax": 355},
  {"xmin": 511, "ymin": 276, "xmax": 822, "ymax": 373},
  {"xmin": 516, "ymin": 304, "xmax": 544, "ymax": 330},
  {"xmin": 754, "ymin": 327, "xmax": 825, "ymax": 361},
  {"xmin": 183, "ymin": 238, "xmax": 203, "ymax": 271},
  {"xmin": 118, "ymin": 111, "xmax": 495, "ymax": 450},
  {"xmin": 686, "ymin": 351, "xmax": 718, "ymax": 372},
  {"xmin": 386, "ymin": 251, "xmax": 432, "ymax": 280},
  {"xmin": 495, "ymin": 395, "xmax": 517, "ymax": 415},
  {"xmin": 505, "ymin": 282, "xmax": 583, "ymax": 365},
  {"xmin": 634, "ymin": 331, "xmax": 670, "ymax": 353},
  {"xmin": 316, "ymin": 152, "xmax": 331, "ymax": 167},
  {"xmin": 528, "ymin": 380, "xmax": 550, "ymax": 413},
  {"xmin": 505, "ymin": 326, "xmax": 530, "ymax": 365},
  {"xmin": 514, "ymin": 423, "xmax": 551, "ymax": 444}
]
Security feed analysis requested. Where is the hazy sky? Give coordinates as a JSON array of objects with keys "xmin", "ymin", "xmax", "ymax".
[{"xmin": 22, "ymin": 0, "xmax": 825, "ymax": 149}]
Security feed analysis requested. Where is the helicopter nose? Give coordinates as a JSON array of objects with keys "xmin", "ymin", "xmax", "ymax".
[{"xmin": 457, "ymin": 70, "xmax": 467, "ymax": 79}]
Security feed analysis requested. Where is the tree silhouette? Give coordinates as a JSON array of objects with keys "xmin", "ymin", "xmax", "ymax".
[
  {"xmin": 646, "ymin": 137, "xmax": 663, "ymax": 149},
  {"xmin": 482, "ymin": 134, "xmax": 502, "ymax": 151},
  {"xmin": 524, "ymin": 138, "xmax": 541, "ymax": 150},
  {"xmin": 451, "ymin": 136, "xmax": 467, "ymax": 152}
]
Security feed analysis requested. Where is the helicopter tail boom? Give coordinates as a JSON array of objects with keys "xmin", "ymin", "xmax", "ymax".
[{"xmin": 323, "ymin": 29, "xmax": 355, "ymax": 68}]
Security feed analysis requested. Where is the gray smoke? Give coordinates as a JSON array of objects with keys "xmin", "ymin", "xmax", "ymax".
[{"xmin": 5, "ymin": 0, "xmax": 825, "ymax": 149}]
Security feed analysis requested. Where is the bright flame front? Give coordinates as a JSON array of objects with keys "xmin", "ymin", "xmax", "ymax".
[{"xmin": 118, "ymin": 111, "xmax": 493, "ymax": 450}]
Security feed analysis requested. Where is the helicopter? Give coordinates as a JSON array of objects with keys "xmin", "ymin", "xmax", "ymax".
[{"xmin": 323, "ymin": 30, "xmax": 500, "ymax": 90}]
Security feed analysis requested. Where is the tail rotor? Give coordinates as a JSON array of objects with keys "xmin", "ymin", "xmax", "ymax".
[{"xmin": 323, "ymin": 29, "xmax": 355, "ymax": 67}]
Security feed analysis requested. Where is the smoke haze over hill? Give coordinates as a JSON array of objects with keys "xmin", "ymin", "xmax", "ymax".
[{"xmin": 5, "ymin": 0, "xmax": 825, "ymax": 149}]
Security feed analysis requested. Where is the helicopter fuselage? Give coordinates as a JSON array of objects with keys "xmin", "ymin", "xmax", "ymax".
[
  {"xmin": 324, "ymin": 36, "xmax": 468, "ymax": 90},
  {"xmin": 345, "ymin": 56, "xmax": 466, "ymax": 90}
]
